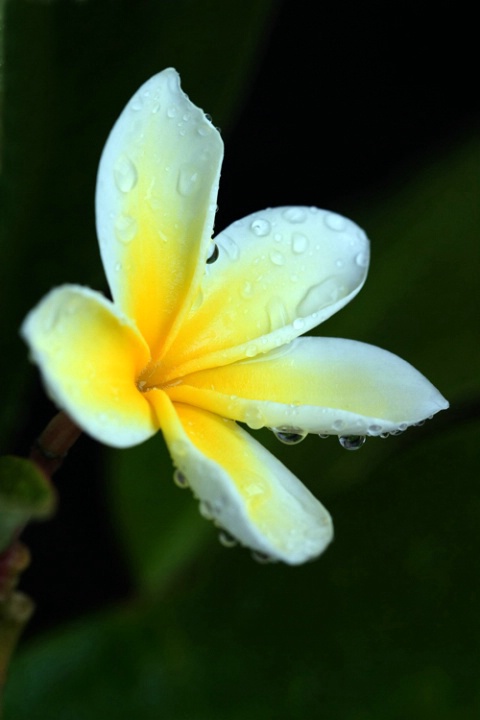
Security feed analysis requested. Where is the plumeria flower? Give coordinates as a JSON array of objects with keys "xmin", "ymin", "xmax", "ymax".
[{"xmin": 21, "ymin": 69, "xmax": 448, "ymax": 565}]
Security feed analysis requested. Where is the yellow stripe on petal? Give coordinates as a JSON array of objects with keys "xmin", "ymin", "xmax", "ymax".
[
  {"xmin": 21, "ymin": 286, "xmax": 156, "ymax": 447},
  {"xmin": 147, "ymin": 391, "xmax": 332, "ymax": 564},
  {"xmin": 162, "ymin": 206, "xmax": 369, "ymax": 379},
  {"xmin": 96, "ymin": 69, "xmax": 223, "ymax": 358},
  {"xmin": 167, "ymin": 337, "xmax": 449, "ymax": 436}
]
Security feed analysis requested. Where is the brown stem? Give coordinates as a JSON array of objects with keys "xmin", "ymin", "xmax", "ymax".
[{"xmin": 29, "ymin": 411, "xmax": 82, "ymax": 478}]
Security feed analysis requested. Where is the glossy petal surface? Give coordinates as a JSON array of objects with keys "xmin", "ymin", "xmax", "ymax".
[
  {"xmin": 161, "ymin": 206, "xmax": 369, "ymax": 379},
  {"xmin": 96, "ymin": 69, "xmax": 223, "ymax": 358},
  {"xmin": 148, "ymin": 391, "xmax": 332, "ymax": 564},
  {"xmin": 167, "ymin": 337, "xmax": 449, "ymax": 435},
  {"xmin": 21, "ymin": 286, "xmax": 155, "ymax": 447}
]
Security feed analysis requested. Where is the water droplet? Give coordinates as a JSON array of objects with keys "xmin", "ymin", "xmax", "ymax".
[
  {"xmin": 318, "ymin": 433, "xmax": 329, "ymax": 439},
  {"xmin": 245, "ymin": 344, "xmax": 258, "ymax": 358},
  {"xmin": 199, "ymin": 500, "xmax": 214, "ymax": 519},
  {"xmin": 324, "ymin": 212, "xmax": 347, "ymax": 231},
  {"xmin": 113, "ymin": 155, "xmax": 138, "ymax": 193},
  {"xmin": 293, "ymin": 318, "xmax": 305, "ymax": 331},
  {"xmin": 114, "ymin": 214, "xmax": 138, "ymax": 244},
  {"xmin": 241, "ymin": 281, "xmax": 254, "ymax": 299},
  {"xmin": 167, "ymin": 105, "xmax": 177, "ymax": 118},
  {"xmin": 332, "ymin": 419, "xmax": 344, "ymax": 431},
  {"xmin": 177, "ymin": 165, "xmax": 199, "ymax": 196},
  {"xmin": 173, "ymin": 469, "xmax": 189, "ymax": 488},
  {"xmin": 297, "ymin": 278, "xmax": 341, "ymax": 316},
  {"xmin": 221, "ymin": 235, "xmax": 239, "ymax": 261},
  {"xmin": 130, "ymin": 94, "xmax": 143, "ymax": 111},
  {"xmin": 269, "ymin": 250, "xmax": 285, "ymax": 266},
  {"xmin": 368, "ymin": 424, "xmax": 383, "ymax": 435},
  {"xmin": 218, "ymin": 530, "xmax": 237, "ymax": 548},
  {"xmin": 266, "ymin": 297, "xmax": 288, "ymax": 331},
  {"xmin": 206, "ymin": 244, "xmax": 219, "ymax": 264},
  {"xmin": 197, "ymin": 125, "xmax": 209, "ymax": 137},
  {"xmin": 335, "ymin": 259, "xmax": 344, "ymax": 268},
  {"xmin": 339, "ymin": 435, "xmax": 366, "ymax": 451},
  {"xmin": 291, "ymin": 232, "xmax": 309, "ymax": 254},
  {"xmin": 252, "ymin": 551, "xmax": 275, "ymax": 564},
  {"xmin": 250, "ymin": 218, "xmax": 271, "ymax": 237},
  {"xmin": 282, "ymin": 207, "xmax": 307, "ymax": 224},
  {"xmin": 355, "ymin": 251, "xmax": 369, "ymax": 268},
  {"xmin": 244, "ymin": 405, "xmax": 263, "ymax": 429},
  {"xmin": 274, "ymin": 233, "xmax": 283, "ymax": 242},
  {"xmin": 171, "ymin": 439, "xmax": 188, "ymax": 457},
  {"xmin": 271, "ymin": 427, "xmax": 307, "ymax": 445}
]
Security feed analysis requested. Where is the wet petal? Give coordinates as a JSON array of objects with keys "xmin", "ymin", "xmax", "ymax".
[
  {"xmin": 162, "ymin": 206, "xmax": 369, "ymax": 379},
  {"xmin": 21, "ymin": 286, "xmax": 156, "ymax": 447},
  {"xmin": 167, "ymin": 337, "xmax": 448, "ymax": 435},
  {"xmin": 148, "ymin": 390, "xmax": 332, "ymax": 564},
  {"xmin": 96, "ymin": 68, "xmax": 223, "ymax": 358}
]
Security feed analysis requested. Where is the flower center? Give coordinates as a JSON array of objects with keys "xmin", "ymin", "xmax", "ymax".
[{"xmin": 136, "ymin": 360, "xmax": 180, "ymax": 392}]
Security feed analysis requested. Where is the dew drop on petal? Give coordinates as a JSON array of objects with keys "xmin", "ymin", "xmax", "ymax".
[
  {"xmin": 114, "ymin": 214, "xmax": 138, "ymax": 244},
  {"xmin": 206, "ymin": 244, "xmax": 219, "ymax": 264},
  {"xmin": 368, "ymin": 424, "xmax": 383, "ymax": 435},
  {"xmin": 297, "ymin": 278, "xmax": 341, "ymax": 316},
  {"xmin": 244, "ymin": 405, "xmax": 264, "ymax": 429},
  {"xmin": 324, "ymin": 212, "xmax": 347, "ymax": 231},
  {"xmin": 241, "ymin": 282, "xmax": 254, "ymax": 299},
  {"xmin": 113, "ymin": 155, "xmax": 138, "ymax": 193},
  {"xmin": 293, "ymin": 318, "xmax": 305, "ymax": 331},
  {"xmin": 269, "ymin": 250, "xmax": 285, "ymax": 266},
  {"xmin": 167, "ymin": 105, "xmax": 177, "ymax": 118},
  {"xmin": 199, "ymin": 500, "xmax": 214, "ymax": 519},
  {"xmin": 282, "ymin": 207, "xmax": 307, "ymax": 224},
  {"xmin": 177, "ymin": 165, "xmax": 200, "ymax": 196},
  {"xmin": 271, "ymin": 427, "xmax": 307, "ymax": 445},
  {"xmin": 338, "ymin": 435, "xmax": 366, "ymax": 451},
  {"xmin": 291, "ymin": 232, "xmax": 309, "ymax": 254},
  {"xmin": 173, "ymin": 469, "xmax": 189, "ymax": 488},
  {"xmin": 221, "ymin": 235, "xmax": 240, "ymax": 261},
  {"xmin": 252, "ymin": 551, "xmax": 275, "ymax": 564},
  {"xmin": 250, "ymin": 218, "xmax": 271, "ymax": 237},
  {"xmin": 218, "ymin": 530, "xmax": 238, "ymax": 548},
  {"xmin": 355, "ymin": 251, "xmax": 369, "ymax": 268}
]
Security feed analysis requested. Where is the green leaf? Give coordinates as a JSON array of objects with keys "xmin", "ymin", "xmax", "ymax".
[{"xmin": 0, "ymin": 456, "xmax": 56, "ymax": 552}]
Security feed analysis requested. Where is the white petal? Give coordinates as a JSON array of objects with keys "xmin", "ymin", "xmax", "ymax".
[
  {"xmin": 149, "ymin": 391, "xmax": 333, "ymax": 564},
  {"xmin": 21, "ymin": 285, "xmax": 156, "ymax": 447},
  {"xmin": 162, "ymin": 206, "xmax": 369, "ymax": 379},
  {"xmin": 95, "ymin": 68, "xmax": 223, "ymax": 358},
  {"xmin": 167, "ymin": 337, "xmax": 449, "ymax": 435}
]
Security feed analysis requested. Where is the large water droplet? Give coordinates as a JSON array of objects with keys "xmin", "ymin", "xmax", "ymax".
[
  {"xmin": 271, "ymin": 427, "xmax": 307, "ymax": 445},
  {"xmin": 291, "ymin": 232, "xmax": 309, "ymax": 254},
  {"xmin": 250, "ymin": 218, "xmax": 271, "ymax": 237},
  {"xmin": 206, "ymin": 244, "xmax": 219, "ymax": 264},
  {"xmin": 296, "ymin": 278, "xmax": 341, "ymax": 316},
  {"xmin": 282, "ymin": 207, "xmax": 307, "ymax": 224},
  {"xmin": 177, "ymin": 165, "xmax": 199, "ymax": 196},
  {"xmin": 324, "ymin": 212, "xmax": 347, "ymax": 231},
  {"xmin": 173, "ymin": 469, "xmax": 189, "ymax": 488},
  {"xmin": 339, "ymin": 435, "xmax": 366, "ymax": 451},
  {"xmin": 114, "ymin": 155, "xmax": 138, "ymax": 193},
  {"xmin": 218, "ymin": 530, "xmax": 237, "ymax": 548},
  {"xmin": 114, "ymin": 214, "xmax": 138, "ymax": 244}
]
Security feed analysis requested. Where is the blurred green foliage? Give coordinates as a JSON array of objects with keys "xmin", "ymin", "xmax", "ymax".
[{"xmin": 1, "ymin": 1, "xmax": 479, "ymax": 719}]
